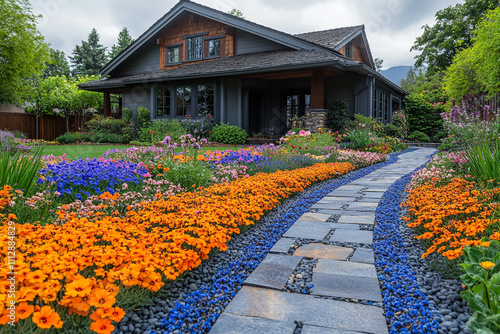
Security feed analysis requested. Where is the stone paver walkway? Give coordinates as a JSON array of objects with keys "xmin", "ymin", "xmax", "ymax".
[{"xmin": 210, "ymin": 148, "xmax": 436, "ymax": 334}]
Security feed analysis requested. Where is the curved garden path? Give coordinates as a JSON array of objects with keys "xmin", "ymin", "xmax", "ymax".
[{"xmin": 209, "ymin": 148, "xmax": 436, "ymax": 334}]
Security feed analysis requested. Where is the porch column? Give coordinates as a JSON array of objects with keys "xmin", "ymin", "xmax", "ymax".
[
  {"xmin": 306, "ymin": 69, "xmax": 328, "ymax": 133},
  {"xmin": 311, "ymin": 69, "xmax": 325, "ymax": 109},
  {"xmin": 103, "ymin": 91, "xmax": 111, "ymax": 117}
]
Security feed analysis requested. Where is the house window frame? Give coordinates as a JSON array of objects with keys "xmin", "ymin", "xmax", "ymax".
[
  {"xmin": 283, "ymin": 90, "xmax": 311, "ymax": 128},
  {"xmin": 183, "ymin": 32, "xmax": 207, "ymax": 62},
  {"xmin": 156, "ymin": 86, "xmax": 172, "ymax": 118},
  {"xmin": 196, "ymin": 83, "xmax": 215, "ymax": 117},
  {"xmin": 204, "ymin": 35, "xmax": 223, "ymax": 59},
  {"xmin": 165, "ymin": 44, "xmax": 182, "ymax": 66}
]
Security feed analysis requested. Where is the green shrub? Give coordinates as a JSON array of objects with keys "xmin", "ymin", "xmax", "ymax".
[
  {"xmin": 347, "ymin": 129, "xmax": 372, "ymax": 150},
  {"xmin": 0, "ymin": 147, "xmax": 43, "ymax": 195},
  {"xmin": 432, "ymin": 130, "xmax": 448, "ymax": 143},
  {"xmin": 89, "ymin": 133, "xmax": 125, "ymax": 144},
  {"xmin": 403, "ymin": 95, "xmax": 444, "ymax": 139},
  {"xmin": 55, "ymin": 132, "xmax": 90, "ymax": 144},
  {"xmin": 122, "ymin": 108, "xmax": 133, "ymax": 124},
  {"xmin": 465, "ymin": 138, "xmax": 500, "ymax": 182},
  {"xmin": 211, "ymin": 123, "xmax": 247, "ymax": 144},
  {"xmin": 407, "ymin": 131, "xmax": 431, "ymax": 143},
  {"xmin": 327, "ymin": 100, "xmax": 350, "ymax": 132},
  {"xmin": 380, "ymin": 124, "xmax": 402, "ymax": 138},
  {"xmin": 138, "ymin": 106, "xmax": 152, "ymax": 129},
  {"xmin": 138, "ymin": 119, "xmax": 187, "ymax": 143}
]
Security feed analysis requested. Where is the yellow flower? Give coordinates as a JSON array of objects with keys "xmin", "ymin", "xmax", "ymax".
[
  {"xmin": 480, "ymin": 261, "xmax": 495, "ymax": 270},
  {"xmin": 480, "ymin": 241, "xmax": 490, "ymax": 248}
]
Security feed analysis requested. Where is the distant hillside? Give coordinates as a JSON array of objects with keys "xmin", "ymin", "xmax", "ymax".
[{"xmin": 380, "ymin": 66, "xmax": 412, "ymax": 87}]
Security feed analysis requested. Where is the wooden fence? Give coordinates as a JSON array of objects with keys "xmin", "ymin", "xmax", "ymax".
[
  {"xmin": 0, "ymin": 112, "xmax": 78, "ymax": 141},
  {"xmin": 478, "ymin": 93, "xmax": 500, "ymax": 113}
]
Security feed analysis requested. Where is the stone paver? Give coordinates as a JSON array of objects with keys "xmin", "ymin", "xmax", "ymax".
[
  {"xmin": 314, "ymin": 259, "xmax": 377, "ymax": 278},
  {"xmin": 311, "ymin": 273, "xmax": 383, "ymax": 301},
  {"xmin": 350, "ymin": 248, "xmax": 375, "ymax": 264},
  {"xmin": 245, "ymin": 254, "xmax": 302, "ymax": 290},
  {"xmin": 345, "ymin": 202, "xmax": 378, "ymax": 212},
  {"xmin": 298, "ymin": 212, "xmax": 332, "ymax": 222},
  {"xmin": 294, "ymin": 243, "xmax": 353, "ymax": 260},
  {"xmin": 210, "ymin": 148, "xmax": 437, "ymax": 334},
  {"xmin": 330, "ymin": 229, "xmax": 373, "ymax": 244},
  {"xmin": 283, "ymin": 221, "xmax": 333, "ymax": 239},
  {"xmin": 301, "ymin": 326, "xmax": 366, "ymax": 334},
  {"xmin": 210, "ymin": 313, "xmax": 296, "ymax": 334},
  {"xmin": 221, "ymin": 286, "xmax": 389, "ymax": 334},
  {"xmin": 269, "ymin": 237, "xmax": 296, "ymax": 254},
  {"xmin": 337, "ymin": 215, "xmax": 375, "ymax": 225}
]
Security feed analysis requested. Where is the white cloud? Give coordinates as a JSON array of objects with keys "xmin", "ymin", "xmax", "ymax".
[{"xmin": 31, "ymin": 0, "xmax": 462, "ymax": 69}]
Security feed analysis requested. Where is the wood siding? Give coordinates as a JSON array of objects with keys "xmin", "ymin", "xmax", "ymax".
[
  {"xmin": 338, "ymin": 41, "xmax": 364, "ymax": 64},
  {"xmin": 158, "ymin": 14, "xmax": 234, "ymax": 71},
  {"xmin": 113, "ymin": 42, "xmax": 160, "ymax": 77},
  {"xmin": 235, "ymin": 30, "xmax": 287, "ymax": 55}
]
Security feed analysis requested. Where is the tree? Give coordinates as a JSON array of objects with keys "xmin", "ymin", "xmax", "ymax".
[
  {"xmin": 0, "ymin": 0, "xmax": 50, "ymax": 104},
  {"xmin": 411, "ymin": 0, "xmax": 499, "ymax": 74},
  {"xmin": 374, "ymin": 58, "xmax": 383, "ymax": 72},
  {"xmin": 400, "ymin": 67, "xmax": 417, "ymax": 93},
  {"xmin": 70, "ymin": 28, "xmax": 108, "ymax": 76},
  {"xmin": 444, "ymin": 7, "xmax": 500, "ymax": 99},
  {"xmin": 108, "ymin": 27, "xmax": 134, "ymax": 60},
  {"xmin": 228, "ymin": 8, "xmax": 245, "ymax": 19},
  {"xmin": 43, "ymin": 48, "xmax": 71, "ymax": 78}
]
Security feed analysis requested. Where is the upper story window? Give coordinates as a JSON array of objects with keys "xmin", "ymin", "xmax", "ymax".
[
  {"xmin": 207, "ymin": 39, "xmax": 221, "ymax": 58},
  {"xmin": 186, "ymin": 36, "xmax": 203, "ymax": 60},
  {"xmin": 166, "ymin": 46, "xmax": 180, "ymax": 64},
  {"xmin": 345, "ymin": 41, "xmax": 353, "ymax": 59}
]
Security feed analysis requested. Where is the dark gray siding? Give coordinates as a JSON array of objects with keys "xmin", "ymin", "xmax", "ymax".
[
  {"xmin": 122, "ymin": 86, "xmax": 153, "ymax": 122},
  {"xmin": 235, "ymin": 30, "xmax": 288, "ymax": 55},
  {"xmin": 112, "ymin": 42, "xmax": 159, "ymax": 77},
  {"xmin": 325, "ymin": 76, "xmax": 365, "ymax": 117},
  {"xmin": 225, "ymin": 78, "xmax": 241, "ymax": 126}
]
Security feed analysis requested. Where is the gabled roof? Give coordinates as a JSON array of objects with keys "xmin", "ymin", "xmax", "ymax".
[
  {"xmin": 294, "ymin": 25, "xmax": 364, "ymax": 50},
  {"xmin": 101, "ymin": 0, "xmax": 338, "ymax": 77}
]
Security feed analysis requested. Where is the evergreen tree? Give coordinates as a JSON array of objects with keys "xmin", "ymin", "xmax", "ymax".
[
  {"xmin": 43, "ymin": 48, "xmax": 70, "ymax": 78},
  {"xmin": 108, "ymin": 27, "xmax": 134, "ymax": 60},
  {"xmin": 374, "ymin": 58, "xmax": 383, "ymax": 72},
  {"xmin": 70, "ymin": 28, "xmax": 108, "ymax": 76}
]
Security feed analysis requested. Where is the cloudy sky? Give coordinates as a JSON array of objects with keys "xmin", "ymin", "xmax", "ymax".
[{"xmin": 32, "ymin": 0, "xmax": 462, "ymax": 70}]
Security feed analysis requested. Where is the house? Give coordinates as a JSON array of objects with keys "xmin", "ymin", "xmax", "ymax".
[{"xmin": 80, "ymin": 0, "xmax": 406, "ymax": 136}]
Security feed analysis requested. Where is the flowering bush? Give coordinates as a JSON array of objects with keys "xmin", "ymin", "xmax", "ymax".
[
  {"xmin": 0, "ymin": 162, "xmax": 355, "ymax": 333},
  {"xmin": 279, "ymin": 129, "xmax": 337, "ymax": 155},
  {"xmin": 0, "ymin": 130, "xmax": 31, "ymax": 153},
  {"xmin": 329, "ymin": 149, "xmax": 387, "ymax": 168},
  {"xmin": 38, "ymin": 158, "xmax": 149, "ymax": 201},
  {"xmin": 404, "ymin": 178, "xmax": 500, "ymax": 260},
  {"xmin": 409, "ymin": 151, "xmax": 465, "ymax": 189},
  {"xmin": 440, "ymin": 96, "xmax": 499, "ymax": 150}
]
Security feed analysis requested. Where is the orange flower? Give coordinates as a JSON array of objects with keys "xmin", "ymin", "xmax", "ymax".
[
  {"xmin": 89, "ymin": 288, "xmax": 115, "ymax": 309},
  {"xmin": 32, "ymin": 306, "xmax": 63, "ymax": 329},
  {"xmin": 90, "ymin": 318, "xmax": 115, "ymax": 334},
  {"xmin": 65, "ymin": 279, "xmax": 92, "ymax": 297},
  {"xmin": 16, "ymin": 302, "xmax": 34, "ymax": 320}
]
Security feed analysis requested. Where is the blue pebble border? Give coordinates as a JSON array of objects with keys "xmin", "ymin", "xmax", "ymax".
[
  {"xmin": 374, "ymin": 163, "xmax": 440, "ymax": 333},
  {"xmin": 151, "ymin": 149, "xmax": 440, "ymax": 334}
]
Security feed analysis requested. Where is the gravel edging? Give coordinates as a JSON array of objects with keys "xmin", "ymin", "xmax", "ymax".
[
  {"xmin": 112, "ymin": 152, "xmax": 406, "ymax": 334},
  {"xmin": 374, "ymin": 164, "xmax": 473, "ymax": 334}
]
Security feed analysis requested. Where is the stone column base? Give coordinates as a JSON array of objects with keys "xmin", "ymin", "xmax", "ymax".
[{"xmin": 305, "ymin": 109, "xmax": 328, "ymax": 132}]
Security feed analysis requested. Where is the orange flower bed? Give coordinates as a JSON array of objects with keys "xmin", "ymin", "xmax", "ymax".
[
  {"xmin": 404, "ymin": 177, "xmax": 500, "ymax": 260},
  {"xmin": 0, "ymin": 162, "xmax": 354, "ymax": 332}
]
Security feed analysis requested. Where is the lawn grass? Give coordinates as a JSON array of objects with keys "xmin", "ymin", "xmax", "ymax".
[{"xmin": 41, "ymin": 144, "xmax": 245, "ymax": 160}]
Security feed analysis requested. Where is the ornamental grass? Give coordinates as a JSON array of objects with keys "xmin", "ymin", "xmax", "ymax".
[
  {"xmin": 0, "ymin": 162, "xmax": 354, "ymax": 333},
  {"xmin": 404, "ymin": 177, "xmax": 500, "ymax": 260}
]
